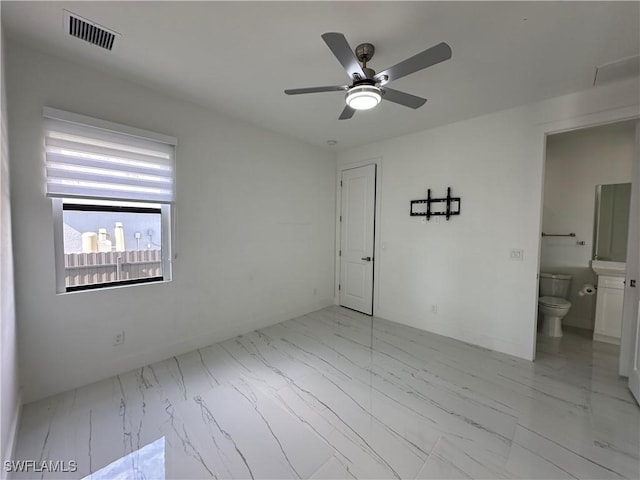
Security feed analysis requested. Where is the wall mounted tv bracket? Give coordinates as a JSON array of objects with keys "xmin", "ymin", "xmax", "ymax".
[{"xmin": 410, "ymin": 187, "xmax": 461, "ymax": 221}]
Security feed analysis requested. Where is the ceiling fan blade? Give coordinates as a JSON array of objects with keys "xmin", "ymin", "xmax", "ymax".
[
  {"xmin": 321, "ymin": 32, "xmax": 366, "ymax": 80},
  {"xmin": 376, "ymin": 42, "xmax": 452, "ymax": 83},
  {"xmin": 382, "ymin": 88, "xmax": 427, "ymax": 109},
  {"xmin": 338, "ymin": 105, "xmax": 356, "ymax": 120},
  {"xmin": 285, "ymin": 85, "xmax": 348, "ymax": 95}
]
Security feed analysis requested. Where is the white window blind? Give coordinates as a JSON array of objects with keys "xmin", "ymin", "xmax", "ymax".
[{"xmin": 44, "ymin": 108, "xmax": 176, "ymax": 203}]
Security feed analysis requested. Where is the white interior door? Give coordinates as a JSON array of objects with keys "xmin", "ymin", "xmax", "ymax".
[
  {"xmin": 340, "ymin": 164, "xmax": 376, "ymax": 315},
  {"xmin": 627, "ymin": 121, "xmax": 640, "ymax": 404}
]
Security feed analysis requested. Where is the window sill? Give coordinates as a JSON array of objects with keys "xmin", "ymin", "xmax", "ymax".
[{"xmin": 58, "ymin": 277, "xmax": 171, "ymax": 295}]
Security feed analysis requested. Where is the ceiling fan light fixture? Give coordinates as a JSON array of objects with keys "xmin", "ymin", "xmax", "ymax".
[{"xmin": 345, "ymin": 85, "xmax": 382, "ymax": 110}]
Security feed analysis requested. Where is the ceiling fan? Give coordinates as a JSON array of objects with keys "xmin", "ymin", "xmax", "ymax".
[{"xmin": 285, "ymin": 32, "xmax": 452, "ymax": 120}]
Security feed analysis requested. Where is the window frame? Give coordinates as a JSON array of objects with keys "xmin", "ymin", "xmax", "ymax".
[
  {"xmin": 51, "ymin": 197, "xmax": 172, "ymax": 294},
  {"xmin": 52, "ymin": 198, "xmax": 173, "ymax": 294},
  {"xmin": 45, "ymin": 107, "xmax": 176, "ymax": 294}
]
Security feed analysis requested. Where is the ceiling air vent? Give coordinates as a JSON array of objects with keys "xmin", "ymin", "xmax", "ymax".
[{"xmin": 63, "ymin": 10, "xmax": 120, "ymax": 51}]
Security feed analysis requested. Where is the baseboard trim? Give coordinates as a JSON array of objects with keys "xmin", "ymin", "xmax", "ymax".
[{"xmin": 593, "ymin": 332, "xmax": 621, "ymax": 345}]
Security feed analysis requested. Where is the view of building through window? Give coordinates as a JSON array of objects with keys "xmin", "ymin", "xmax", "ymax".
[
  {"xmin": 62, "ymin": 200, "xmax": 164, "ymax": 290},
  {"xmin": 63, "ymin": 208, "xmax": 161, "ymax": 253}
]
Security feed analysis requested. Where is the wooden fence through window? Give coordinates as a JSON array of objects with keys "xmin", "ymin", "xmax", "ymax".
[{"xmin": 64, "ymin": 250, "xmax": 162, "ymax": 287}]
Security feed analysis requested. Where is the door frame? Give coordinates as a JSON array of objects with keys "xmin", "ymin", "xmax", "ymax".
[
  {"xmin": 532, "ymin": 105, "xmax": 639, "ymax": 369},
  {"xmin": 335, "ymin": 157, "xmax": 383, "ymax": 315}
]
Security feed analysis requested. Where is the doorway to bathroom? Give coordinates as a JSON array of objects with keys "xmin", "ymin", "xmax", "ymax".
[{"xmin": 536, "ymin": 119, "xmax": 638, "ymax": 378}]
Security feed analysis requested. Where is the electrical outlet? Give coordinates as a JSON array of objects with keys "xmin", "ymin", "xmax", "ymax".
[
  {"xmin": 113, "ymin": 331, "xmax": 125, "ymax": 346},
  {"xmin": 509, "ymin": 249, "xmax": 524, "ymax": 261},
  {"xmin": 431, "ymin": 304, "xmax": 438, "ymax": 314}
]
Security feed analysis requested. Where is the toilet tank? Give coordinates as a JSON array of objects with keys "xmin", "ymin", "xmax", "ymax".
[{"xmin": 539, "ymin": 272, "xmax": 572, "ymax": 298}]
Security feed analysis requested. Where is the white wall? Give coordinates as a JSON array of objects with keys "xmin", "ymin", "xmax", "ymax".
[
  {"xmin": 6, "ymin": 41, "xmax": 336, "ymax": 403},
  {"xmin": 0, "ymin": 29, "xmax": 21, "ymax": 474},
  {"xmin": 542, "ymin": 122, "xmax": 635, "ymax": 329},
  {"xmin": 337, "ymin": 77, "xmax": 639, "ymax": 361}
]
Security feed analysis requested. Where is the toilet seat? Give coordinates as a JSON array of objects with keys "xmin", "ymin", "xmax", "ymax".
[{"xmin": 539, "ymin": 296, "xmax": 571, "ymax": 308}]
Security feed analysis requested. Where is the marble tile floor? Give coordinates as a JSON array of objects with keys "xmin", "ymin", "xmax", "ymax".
[{"xmin": 9, "ymin": 306, "xmax": 639, "ymax": 479}]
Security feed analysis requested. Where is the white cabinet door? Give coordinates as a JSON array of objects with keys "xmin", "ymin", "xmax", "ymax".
[{"xmin": 594, "ymin": 283, "xmax": 625, "ymax": 344}]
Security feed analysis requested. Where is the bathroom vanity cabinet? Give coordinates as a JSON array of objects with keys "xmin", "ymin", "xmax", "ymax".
[{"xmin": 593, "ymin": 275, "xmax": 625, "ymax": 345}]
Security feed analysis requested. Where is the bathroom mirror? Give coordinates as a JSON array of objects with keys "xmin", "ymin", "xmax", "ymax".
[{"xmin": 593, "ymin": 182, "xmax": 631, "ymax": 261}]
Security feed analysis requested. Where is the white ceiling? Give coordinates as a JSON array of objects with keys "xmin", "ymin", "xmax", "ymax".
[{"xmin": 2, "ymin": 1, "xmax": 639, "ymax": 150}]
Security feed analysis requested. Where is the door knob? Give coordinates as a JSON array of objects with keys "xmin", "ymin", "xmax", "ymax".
[{"xmin": 361, "ymin": 256, "xmax": 372, "ymax": 262}]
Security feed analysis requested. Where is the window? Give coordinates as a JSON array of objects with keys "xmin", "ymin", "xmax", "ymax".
[{"xmin": 45, "ymin": 108, "xmax": 176, "ymax": 292}]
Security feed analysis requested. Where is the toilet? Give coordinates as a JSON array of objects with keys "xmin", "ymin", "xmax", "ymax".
[{"xmin": 538, "ymin": 272, "xmax": 572, "ymax": 337}]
